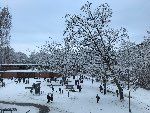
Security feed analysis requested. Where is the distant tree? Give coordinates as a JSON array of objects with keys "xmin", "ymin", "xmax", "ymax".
[
  {"xmin": 117, "ymin": 29, "xmax": 150, "ymax": 90},
  {"xmin": 28, "ymin": 51, "xmax": 39, "ymax": 64},
  {"xmin": 33, "ymin": 39, "xmax": 66, "ymax": 73},
  {"xmin": 136, "ymin": 30, "xmax": 150, "ymax": 89},
  {"xmin": 14, "ymin": 52, "xmax": 29, "ymax": 64},
  {"xmin": 0, "ymin": 7, "xmax": 12, "ymax": 64},
  {"xmin": 8, "ymin": 47, "xmax": 16, "ymax": 63},
  {"xmin": 117, "ymin": 40, "xmax": 136, "ymax": 89}
]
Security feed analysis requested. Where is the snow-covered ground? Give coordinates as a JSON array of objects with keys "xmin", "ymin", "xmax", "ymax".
[
  {"xmin": 0, "ymin": 75, "xmax": 150, "ymax": 113},
  {"xmin": 0, "ymin": 103, "xmax": 39, "ymax": 113}
]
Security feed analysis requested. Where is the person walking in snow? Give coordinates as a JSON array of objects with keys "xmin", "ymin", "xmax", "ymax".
[
  {"xmin": 47, "ymin": 94, "xmax": 51, "ymax": 103},
  {"xmin": 116, "ymin": 89, "xmax": 119, "ymax": 97},
  {"xmin": 68, "ymin": 91, "xmax": 69, "ymax": 97},
  {"xmin": 96, "ymin": 94, "xmax": 100, "ymax": 103},
  {"xmin": 99, "ymin": 85, "xmax": 103, "ymax": 93},
  {"xmin": 52, "ymin": 85, "xmax": 54, "ymax": 92},
  {"xmin": 51, "ymin": 93, "xmax": 53, "ymax": 102},
  {"xmin": 79, "ymin": 85, "xmax": 82, "ymax": 92},
  {"xmin": 92, "ymin": 79, "xmax": 94, "ymax": 84},
  {"xmin": 59, "ymin": 88, "xmax": 61, "ymax": 94}
]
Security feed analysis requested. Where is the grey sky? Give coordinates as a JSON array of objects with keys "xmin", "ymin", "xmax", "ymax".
[{"xmin": 0, "ymin": 0, "xmax": 150, "ymax": 55}]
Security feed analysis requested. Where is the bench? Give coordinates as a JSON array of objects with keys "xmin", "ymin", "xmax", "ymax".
[
  {"xmin": 47, "ymin": 84, "xmax": 61, "ymax": 87},
  {"xmin": 0, "ymin": 108, "xmax": 17, "ymax": 113},
  {"xmin": 65, "ymin": 85, "xmax": 74, "ymax": 89},
  {"xmin": 25, "ymin": 87, "xmax": 33, "ymax": 89}
]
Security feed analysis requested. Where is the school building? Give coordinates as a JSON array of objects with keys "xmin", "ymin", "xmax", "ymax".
[{"xmin": 0, "ymin": 64, "xmax": 62, "ymax": 78}]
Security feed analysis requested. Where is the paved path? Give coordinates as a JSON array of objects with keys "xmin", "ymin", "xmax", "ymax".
[{"xmin": 0, "ymin": 101, "xmax": 50, "ymax": 113}]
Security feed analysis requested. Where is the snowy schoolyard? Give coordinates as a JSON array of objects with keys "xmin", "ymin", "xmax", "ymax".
[{"xmin": 0, "ymin": 75, "xmax": 150, "ymax": 113}]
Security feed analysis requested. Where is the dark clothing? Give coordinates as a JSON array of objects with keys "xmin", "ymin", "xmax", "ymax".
[
  {"xmin": 79, "ymin": 85, "xmax": 82, "ymax": 92},
  {"xmin": 92, "ymin": 79, "xmax": 94, "ymax": 84},
  {"xmin": 47, "ymin": 95, "xmax": 51, "ymax": 103},
  {"xmin": 59, "ymin": 88, "xmax": 61, "ymax": 94},
  {"xmin": 96, "ymin": 95, "xmax": 100, "ymax": 103},
  {"xmin": 51, "ymin": 94, "xmax": 53, "ymax": 101},
  {"xmin": 52, "ymin": 86, "xmax": 54, "ymax": 92},
  {"xmin": 99, "ymin": 85, "xmax": 103, "ymax": 92},
  {"xmin": 116, "ymin": 90, "xmax": 119, "ymax": 97}
]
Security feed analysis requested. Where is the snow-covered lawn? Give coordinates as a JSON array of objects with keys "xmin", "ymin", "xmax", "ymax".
[{"xmin": 0, "ymin": 76, "xmax": 150, "ymax": 113}]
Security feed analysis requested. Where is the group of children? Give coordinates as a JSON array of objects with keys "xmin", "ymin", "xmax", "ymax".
[{"xmin": 46, "ymin": 75, "xmax": 103, "ymax": 104}]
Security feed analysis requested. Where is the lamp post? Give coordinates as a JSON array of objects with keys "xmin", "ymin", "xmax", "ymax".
[
  {"xmin": 127, "ymin": 68, "xmax": 131, "ymax": 112},
  {"xmin": 129, "ymin": 90, "xmax": 131, "ymax": 112},
  {"xmin": 127, "ymin": 69, "xmax": 130, "ymax": 90}
]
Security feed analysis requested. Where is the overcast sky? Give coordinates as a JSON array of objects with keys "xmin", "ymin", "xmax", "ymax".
[{"xmin": 0, "ymin": 0, "xmax": 150, "ymax": 55}]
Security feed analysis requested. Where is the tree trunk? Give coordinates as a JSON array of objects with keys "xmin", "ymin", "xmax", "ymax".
[
  {"xmin": 103, "ymin": 78, "xmax": 107, "ymax": 95},
  {"xmin": 114, "ymin": 78, "xmax": 124, "ymax": 100}
]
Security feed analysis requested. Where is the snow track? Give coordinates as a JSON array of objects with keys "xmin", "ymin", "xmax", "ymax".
[{"xmin": 0, "ymin": 100, "xmax": 50, "ymax": 113}]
